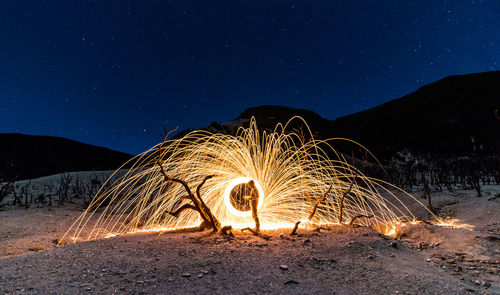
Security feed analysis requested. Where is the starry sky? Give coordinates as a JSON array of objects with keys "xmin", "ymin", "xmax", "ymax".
[{"xmin": 1, "ymin": 1, "xmax": 499, "ymax": 155}]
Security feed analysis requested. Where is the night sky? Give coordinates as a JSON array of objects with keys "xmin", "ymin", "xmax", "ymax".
[{"xmin": 1, "ymin": 1, "xmax": 499, "ymax": 155}]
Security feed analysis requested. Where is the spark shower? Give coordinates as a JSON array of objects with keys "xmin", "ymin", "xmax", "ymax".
[{"xmin": 64, "ymin": 117, "xmax": 434, "ymax": 241}]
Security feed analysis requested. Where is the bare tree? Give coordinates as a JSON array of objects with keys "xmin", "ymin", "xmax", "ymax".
[
  {"xmin": 57, "ymin": 174, "xmax": 73, "ymax": 204},
  {"xmin": 0, "ymin": 178, "xmax": 15, "ymax": 206}
]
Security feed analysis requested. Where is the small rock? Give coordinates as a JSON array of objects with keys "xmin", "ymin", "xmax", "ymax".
[
  {"xmin": 482, "ymin": 280, "xmax": 491, "ymax": 287},
  {"xmin": 53, "ymin": 238, "xmax": 66, "ymax": 246},
  {"xmin": 445, "ymin": 258, "xmax": 456, "ymax": 264},
  {"xmin": 279, "ymin": 265, "xmax": 288, "ymax": 270},
  {"xmin": 197, "ymin": 274, "xmax": 203, "ymax": 278},
  {"xmin": 28, "ymin": 247, "xmax": 44, "ymax": 252},
  {"xmin": 432, "ymin": 254, "xmax": 443, "ymax": 259},
  {"xmin": 279, "ymin": 233, "xmax": 284, "ymax": 239},
  {"xmin": 483, "ymin": 234, "xmax": 500, "ymax": 241},
  {"xmin": 389, "ymin": 242, "xmax": 398, "ymax": 248},
  {"xmin": 201, "ymin": 269, "xmax": 209, "ymax": 274},
  {"xmin": 182, "ymin": 273, "xmax": 191, "ymax": 277},
  {"xmin": 284, "ymin": 280, "xmax": 299, "ymax": 287}
]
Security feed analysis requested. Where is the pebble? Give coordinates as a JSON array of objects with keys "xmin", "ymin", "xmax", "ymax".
[
  {"xmin": 284, "ymin": 280, "xmax": 299, "ymax": 287},
  {"xmin": 197, "ymin": 274, "xmax": 203, "ymax": 278},
  {"xmin": 201, "ymin": 269, "xmax": 209, "ymax": 274},
  {"xmin": 182, "ymin": 273, "xmax": 191, "ymax": 277},
  {"xmin": 279, "ymin": 265, "xmax": 288, "ymax": 270}
]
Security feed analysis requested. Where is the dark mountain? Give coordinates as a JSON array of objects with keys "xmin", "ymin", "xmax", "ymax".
[
  {"xmin": 330, "ymin": 71, "xmax": 500, "ymax": 157},
  {"xmin": 173, "ymin": 105, "xmax": 335, "ymax": 140},
  {"xmin": 197, "ymin": 71, "xmax": 499, "ymax": 160},
  {"xmin": 0, "ymin": 133, "xmax": 132, "ymax": 180}
]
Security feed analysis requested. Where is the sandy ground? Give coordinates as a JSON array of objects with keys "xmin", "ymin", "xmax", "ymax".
[{"xmin": 0, "ymin": 175, "xmax": 499, "ymax": 294}]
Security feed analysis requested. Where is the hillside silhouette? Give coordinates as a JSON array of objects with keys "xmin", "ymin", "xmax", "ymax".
[
  {"xmin": 202, "ymin": 71, "xmax": 499, "ymax": 159},
  {"xmin": 0, "ymin": 133, "xmax": 132, "ymax": 180}
]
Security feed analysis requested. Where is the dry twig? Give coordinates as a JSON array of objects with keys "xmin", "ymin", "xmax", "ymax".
[
  {"xmin": 155, "ymin": 126, "xmax": 221, "ymax": 232},
  {"xmin": 348, "ymin": 214, "xmax": 374, "ymax": 226},
  {"xmin": 290, "ymin": 221, "xmax": 301, "ymax": 235},
  {"xmin": 339, "ymin": 174, "xmax": 358, "ymax": 225},
  {"xmin": 308, "ymin": 185, "xmax": 332, "ymax": 220},
  {"xmin": 290, "ymin": 185, "xmax": 332, "ymax": 235}
]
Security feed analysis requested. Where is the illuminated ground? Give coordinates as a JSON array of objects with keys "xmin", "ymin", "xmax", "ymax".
[{"xmin": 0, "ymin": 180, "xmax": 498, "ymax": 294}]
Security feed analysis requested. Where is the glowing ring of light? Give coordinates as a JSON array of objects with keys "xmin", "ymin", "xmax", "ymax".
[{"xmin": 223, "ymin": 177, "xmax": 264, "ymax": 217}]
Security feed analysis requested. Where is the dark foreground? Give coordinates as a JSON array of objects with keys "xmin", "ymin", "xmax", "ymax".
[
  {"xmin": 1, "ymin": 185, "xmax": 499, "ymax": 294},
  {"xmin": 0, "ymin": 226, "xmax": 491, "ymax": 295}
]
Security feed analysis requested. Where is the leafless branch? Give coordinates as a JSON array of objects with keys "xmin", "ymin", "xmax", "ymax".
[
  {"xmin": 339, "ymin": 174, "xmax": 358, "ymax": 225},
  {"xmin": 308, "ymin": 185, "xmax": 332, "ymax": 220},
  {"xmin": 348, "ymin": 214, "xmax": 374, "ymax": 226}
]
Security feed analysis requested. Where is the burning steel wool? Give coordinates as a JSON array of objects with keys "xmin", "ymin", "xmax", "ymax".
[{"xmin": 63, "ymin": 117, "xmax": 436, "ymax": 242}]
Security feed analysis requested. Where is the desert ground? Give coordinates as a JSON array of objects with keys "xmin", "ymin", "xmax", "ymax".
[{"xmin": 0, "ymin": 172, "xmax": 499, "ymax": 294}]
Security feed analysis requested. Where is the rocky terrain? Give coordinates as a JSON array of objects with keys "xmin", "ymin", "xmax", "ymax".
[{"xmin": 0, "ymin": 172, "xmax": 498, "ymax": 294}]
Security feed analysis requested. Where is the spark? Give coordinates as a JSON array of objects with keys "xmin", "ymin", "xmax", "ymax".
[
  {"xmin": 63, "ymin": 117, "xmax": 436, "ymax": 242},
  {"xmin": 434, "ymin": 218, "xmax": 475, "ymax": 230}
]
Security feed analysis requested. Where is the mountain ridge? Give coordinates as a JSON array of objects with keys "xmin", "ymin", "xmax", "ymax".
[
  {"xmin": 194, "ymin": 71, "xmax": 500, "ymax": 159},
  {"xmin": 0, "ymin": 133, "xmax": 132, "ymax": 180}
]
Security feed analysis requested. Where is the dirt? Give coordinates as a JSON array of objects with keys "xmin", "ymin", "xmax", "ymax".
[{"xmin": 0, "ymin": 183, "xmax": 499, "ymax": 294}]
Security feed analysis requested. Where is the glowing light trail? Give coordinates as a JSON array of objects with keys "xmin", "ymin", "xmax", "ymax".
[{"xmin": 63, "ymin": 117, "xmax": 437, "ymax": 242}]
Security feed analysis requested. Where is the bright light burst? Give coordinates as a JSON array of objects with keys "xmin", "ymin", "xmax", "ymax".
[{"xmin": 64, "ymin": 117, "xmax": 435, "ymax": 241}]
